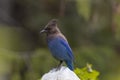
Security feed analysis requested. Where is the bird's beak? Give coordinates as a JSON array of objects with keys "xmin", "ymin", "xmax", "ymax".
[{"xmin": 40, "ymin": 29, "xmax": 46, "ymax": 34}]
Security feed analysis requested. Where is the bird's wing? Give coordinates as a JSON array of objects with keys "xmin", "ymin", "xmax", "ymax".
[
  {"xmin": 58, "ymin": 37, "xmax": 74, "ymax": 61},
  {"xmin": 47, "ymin": 36, "xmax": 74, "ymax": 61}
]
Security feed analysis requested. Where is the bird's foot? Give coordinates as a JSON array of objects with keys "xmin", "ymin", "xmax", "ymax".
[
  {"xmin": 55, "ymin": 61, "xmax": 63, "ymax": 71},
  {"xmin": 55, "ymin": 66, "xmax": 62, "ymax": 71}
]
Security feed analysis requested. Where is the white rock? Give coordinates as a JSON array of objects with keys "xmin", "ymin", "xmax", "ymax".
[{"xmin": 41, "ymin": 66, "xmax": 80, "ymax": 80}]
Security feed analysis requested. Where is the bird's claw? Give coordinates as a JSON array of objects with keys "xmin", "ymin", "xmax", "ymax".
[{"xmin": 55, "ymin": 66, "xmax": 62, "ymax": 71}]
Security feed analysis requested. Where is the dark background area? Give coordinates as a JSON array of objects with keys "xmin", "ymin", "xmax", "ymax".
[{"xmin": 0, "ymin": 0, "xmax": 120, "ymax": 80}]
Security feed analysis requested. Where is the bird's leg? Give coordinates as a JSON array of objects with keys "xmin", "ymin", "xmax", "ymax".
[{"xmin": 56, "ymin": 60, "xmax": 63, "ymax": 71}]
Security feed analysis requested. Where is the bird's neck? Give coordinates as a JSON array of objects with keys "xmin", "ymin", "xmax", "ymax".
[
  {"xmin": 47, "ymin": 32, "xmax": 60, "ymax": 38},
  {"xmin": 47, "ymin": 32, "xmax": 68, "ymax": 42}
]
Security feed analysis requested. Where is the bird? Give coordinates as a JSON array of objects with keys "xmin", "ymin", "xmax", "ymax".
[{"xmin": 40, "ymin": 19, "xmax": 74, "ymax": 71}]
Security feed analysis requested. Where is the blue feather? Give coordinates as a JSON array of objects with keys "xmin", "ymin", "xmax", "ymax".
[{"xmin": 47, "ymin": 37, "xmax": 74, "ymax": 70}]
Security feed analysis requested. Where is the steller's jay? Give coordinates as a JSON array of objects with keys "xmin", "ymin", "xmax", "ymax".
[{"xmin": 40, "ymin": 19, "xmax": 74, "ymax": 71}]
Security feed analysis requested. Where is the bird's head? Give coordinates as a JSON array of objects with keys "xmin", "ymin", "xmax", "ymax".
[{"xmin": 40, "ymin": 19, "xmax": 60, "ymax": 35}]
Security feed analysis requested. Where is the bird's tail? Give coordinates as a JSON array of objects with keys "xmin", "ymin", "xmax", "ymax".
[{"xmin": 65, "ymin": 60, "xmax": 74, "ymax": 71}]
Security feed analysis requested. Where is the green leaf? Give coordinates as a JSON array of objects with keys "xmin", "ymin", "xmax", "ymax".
[{"xmin": 74, "ymin": 64, "xmax": 100, "ymax": 80}]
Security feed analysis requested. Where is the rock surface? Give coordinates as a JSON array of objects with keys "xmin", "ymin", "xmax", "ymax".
[{"xmin": 41, "ymin": 66, "xmax": 80, "ymax": 80}]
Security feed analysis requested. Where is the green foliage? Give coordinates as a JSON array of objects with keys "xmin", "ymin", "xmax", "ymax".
[
  {"xmin": 76, "ymin": 0, "xmax": 91, "ymax": 20},
  {"xmin": 114, "ymin": 12, "xmax": 120, "ymax": 41},
  {"xmin": 0, "ymin": 25, "xmax": 37, "ymax": 51},
  {"xmin": 74, "ymin": 64, "xmax": 100, "ymax": 80}
]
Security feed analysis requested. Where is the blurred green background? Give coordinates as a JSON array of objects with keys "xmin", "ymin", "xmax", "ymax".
[{"xmin": 0, "ymin": 0, "xmax": 120, "ymax": 80}]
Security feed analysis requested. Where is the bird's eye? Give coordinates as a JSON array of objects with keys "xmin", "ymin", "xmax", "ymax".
[{"xmin": 45, "ymin": 27, "xmax": 51, "ymax": 30}]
